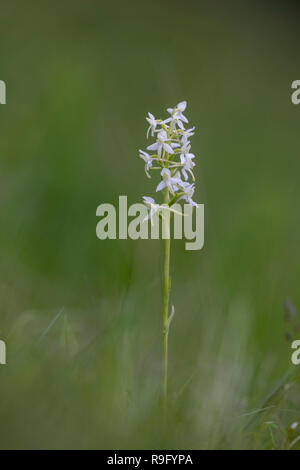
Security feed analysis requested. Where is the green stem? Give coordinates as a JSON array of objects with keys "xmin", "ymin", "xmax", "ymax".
[{"xmin": 162, "ymin": 187, "xmax": 171, "ymax": 412}]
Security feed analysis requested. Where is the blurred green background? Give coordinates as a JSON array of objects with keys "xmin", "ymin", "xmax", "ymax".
[{"xmin": 0, "ymin": 0, "xmax": 300, "ymax": 449}]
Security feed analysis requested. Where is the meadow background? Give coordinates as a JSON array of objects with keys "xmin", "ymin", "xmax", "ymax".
[{"xmin": 0, "ymin": 0, "xmax": 300, "ymax": 449}]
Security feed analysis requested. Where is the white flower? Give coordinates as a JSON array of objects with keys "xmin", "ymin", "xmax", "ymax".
[
  {"xmin": 156, "ymin": 168, "xmax": 182, "ymax": 195},
  {"xmin": 139, "ymin": 150, "xmax": 155, "ymax": 177},
  {"xmin": 180, "ymin": 137, "xmax": 190, "ymax": 154},
  {"xmin": 146, "ymin": 112, "xmax": 158, "ymax": 138},
  {"xmin": 143, "ymin": 196, "xmax": 184, "ymax": 222},
  {"xmin": 180, "ymin": 154, "xmax": 195, "ymax": 180},
  {"xmin": 143, "ymin": 196, "xmax": 161, "ymax": 221},
  {"xmin": 180, "ymin": 126, "xmax": 195, "ymax": 139},
  {"xmin": 139, "ymin": 150, "xmax": 153, "ymax": 169},
  {"xmin": 164, "ymin": 115, "xmax": 185, "ymax": 130},
  {"xmin": 179, "ymin": 182, "xmax": 198, "ymax": 206},
  {"xmin": 179, "ymin": 142, "xmax": 195, "ymax": 180},
  {"xmin": 164, "ymin": 101, "xmax": 188, "ymax": 130},
  {"xmin": 147, "ymin": 130, "xmax": 174, "ymax": 157},
  {"xmin": 168, "ymin": 101, "xmax": 188, "ymax": 121}
]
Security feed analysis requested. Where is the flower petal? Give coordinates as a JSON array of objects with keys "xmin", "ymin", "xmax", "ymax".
[
  {"xmin": 177, "ymin": 101, "xmax": 187, "ymax": 111},
  {"xmin": 147, "ymin": 143, "xmax": 158, "ymax": 151},
  {"xmin": 163, "ymin": 143, "xmax": 174, "ymax": 154},
  {"xmin": 156, "ymin": 180, "xmax": 166, "ymax": 192},
  {"xmin": 181, "ymin": 114, "xmax": 188, "ymax": 123}
]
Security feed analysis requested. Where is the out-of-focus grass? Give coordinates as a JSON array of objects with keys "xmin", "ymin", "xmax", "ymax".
[{"xmin": 0, "ymin": 0, "xmax": 300, "ymax": 449}]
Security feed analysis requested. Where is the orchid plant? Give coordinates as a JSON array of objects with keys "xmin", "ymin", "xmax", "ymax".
[{"xmin": 138, "ymin": 101, "xmax": 198, "ymax": 410}]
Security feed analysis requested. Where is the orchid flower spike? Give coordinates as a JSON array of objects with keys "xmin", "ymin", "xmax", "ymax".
[{"xmin": 138, "ymin": 100, "xmax": 199, "ymax": 220}]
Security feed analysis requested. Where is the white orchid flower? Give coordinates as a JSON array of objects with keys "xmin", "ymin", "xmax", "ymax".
[
  {"xmin": 147, "ymin": 130, "xmax": 174, "ymax": 158},
  {"xmin": 142, "ymin": 196, "xmax": 161, "ymax": 221},
  {"xmin": 179, "ymin": 142, "xmax": 195, "ymax": 180},
  {"xmin": 143, "ymin": 196, "xmax": 184, "ymax": 223},
  {"xmin": 180, "ymin": 153, "xmax": 195, "ymax": 180},
  {"xmin": 139, "ymin": 150, "xmax": 156, "ymax": 178},
  {"xmin": 164, "ymin": 115, "xmax": 185, "ymax": 130},
  {"xmin": 156, "ymin": 168, "xmax": 182, "ymax": 195},
  {"xmin": 146, "ymin": 112, "xmax": 158, "ymax": 138},
  {"xmin": 164, "ymin": 101, "xmax": 188, "ymax": 130},
  {"xmin": 178, "ymin": 182, "xmax": 198, "ymax": 207},
  {"xmin": 179, "ymin": 126, "xmax": 195, "ymax": 139}
]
